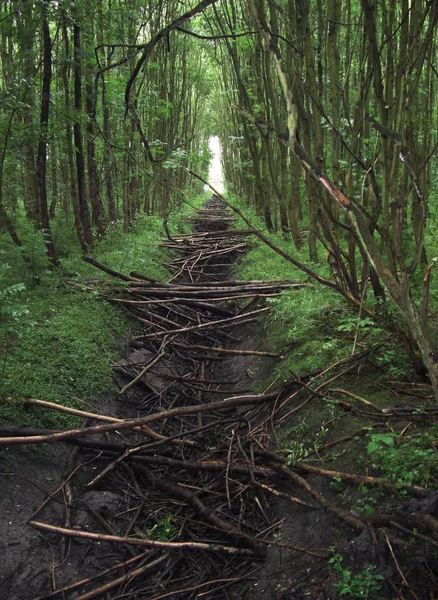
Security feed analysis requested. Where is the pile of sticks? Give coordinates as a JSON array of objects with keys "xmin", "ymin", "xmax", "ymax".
[
  {"xmin": 3, "ymin": 197, "xmax": 438, "ymax": 599},
  {"xmin": 5, "ymin": 197, "xmax": 311, "ymax": 599}
]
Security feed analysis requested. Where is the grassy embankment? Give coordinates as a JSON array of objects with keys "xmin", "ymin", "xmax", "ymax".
[
  {"xmin": 0, "ymin": 194, "xmax": 208, "ymax": 429},
  {"xmin": 228, "ymin": 193, "xmax": 438, "ymax": 492}
]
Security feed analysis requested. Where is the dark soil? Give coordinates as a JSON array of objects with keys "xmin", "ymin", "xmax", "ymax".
[{"xmin": 1, "ymin": 197, "xmax": 438, "ymax": 600}]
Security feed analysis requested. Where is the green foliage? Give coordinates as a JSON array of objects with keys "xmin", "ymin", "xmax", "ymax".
[
  {"xmin": 255, "ymin": 283, "xmax": 349, "ymax": 381},
  {"xmin": 366, "ymin": 433, "xmax": 395, "ymax": 454},
  {"xmin": 69, "ymin": 214, "xmax": 170, "ymax": 281},
  {"xmin": 0, "ymin": 190, "xmax": 211, "ymax": 431},
  {"xmin": 336, "ymin": 316, "xmax": 380, "ymax": 333},
  {"xmin": 282, "ymin": 419, "xmax": 309, "ymax": 464},
  {"xmin": 147, "ymin": 515, "xmax": 178, "ymax": 542},
  {"xmin": 1, "ymin": 219, "xmax": 52, "ymax": 288},
  {"xmin": 354, "ymin": 486, "xmax": 378, "ymax": 516},
  {"xmin": 226, "ymin": 193, "xmax": 408, "ymax": 384},
  {"xmin": 375, "ymin": 345, "xmax": 410, "ymax": 379},
  {"xmin": 329, "ymin": 476, "xmax": 344, "ymax": 493},
  {"xmin": 0, "ymin": 289, "xmax": 129, "ymax": 429},
  {"xmin": 282, "ymin": 418, "xmax": 330, "ymax": 465},
  {"xmin": 329, "ymin": 550, "xmax": 384, "ymax": 599},
  {"xmin": 0, "ymin": 274, "xmax": 31, "ymax": 334},
  {"xmin": 0, "ymin": 198, "xmax": 205, "ymax": 428},
  {"xmin": 365, "ymin": 430, "xmax": 438, "ymax": 487}
]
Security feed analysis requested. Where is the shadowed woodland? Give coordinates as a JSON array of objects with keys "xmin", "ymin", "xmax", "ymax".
[{"xmin": 1, "ymin": 1, "xmax": 438, "ymax": 599}]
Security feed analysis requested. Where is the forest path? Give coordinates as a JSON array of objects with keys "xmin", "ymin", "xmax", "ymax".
[
  {"xmin": 2, "ymin": 198, "xmax": 438, "ymax": 599},
  {"xmin": 2, "ymin": 197, "xmax": 303, "ymax": 600}
]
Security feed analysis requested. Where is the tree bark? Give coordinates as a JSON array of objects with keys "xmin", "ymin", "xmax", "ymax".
[
  {"xmin": 35, "ymin": 4, "xmax": 58, "ymax": 265},
  {"xmin": 73, "ymin": 21, "xmax": 93, "ymax": 248}
]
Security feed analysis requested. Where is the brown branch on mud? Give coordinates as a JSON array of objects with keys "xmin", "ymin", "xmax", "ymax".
[
  {"xmin": 0, "ymin": 388, "xmax": 292, "ymax": 445},
  {"xmin": 14, "ymin": 197, "xmax": 437, "ymax": 600},
  {"xmin": 253, "ymin": 447, "xmax": 430, "ymax": 499},
  {"xmin": 30, "ymin": 521, "xmax": 256, "ymax": 555},
  {"xmin": 269, "ymin": 463, "xmax": 366, "ymax": 532},
  {"xmin": 32, "ymin": 551, "xmax": 153, "ymax": 600},
  {"xmin": 2, "ymin": 397, "xmax": 194, "ymax": 446},
  {"xmin": 172, "ymin": 342, "xmax": 281, "ymax": 358},
  {"xmin": 118, "ymin": 344, "xmax": 168, "ymax": 395},
  {"xmin": 292, "ymin": 462, "xmax": 430, "ymax": 498}
]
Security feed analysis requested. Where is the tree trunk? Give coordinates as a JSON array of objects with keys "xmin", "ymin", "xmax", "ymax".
[
  {"xmin": 36, "ymin": 5, "xmax": 58, "ymax": 265},
  {"xmin": 73, "ymin": 21, "xmax": 93, "ymax": 248},
  {"xmin": 17, "ymin": 0, "xmax": 38, "ymax": 221},
  {"xmin": 62, "ymin": 17, "xmax": 85, "ymax": 250}
]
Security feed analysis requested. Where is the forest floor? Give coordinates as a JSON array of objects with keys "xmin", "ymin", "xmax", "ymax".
[{"xmin": 1, "ymin": 197, "xmax": 438, "ymax": 600}]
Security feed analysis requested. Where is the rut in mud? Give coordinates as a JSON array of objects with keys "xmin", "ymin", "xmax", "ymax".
[
  {"xmin": 2, "ymin": 197, "xmax": 438, "ymax": 600},
  {"xmin": 1, "ymin": 197, "xmax": 302, "ymax": 599}
]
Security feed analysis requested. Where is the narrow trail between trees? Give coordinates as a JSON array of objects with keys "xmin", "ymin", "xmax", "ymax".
[
  {"xmin": 2, "ymin": 198, "xmax": 438, "ymax": 600},
  {"xmin": 2, "ymin": 197, "xmax": 305, "ymax": 599}
]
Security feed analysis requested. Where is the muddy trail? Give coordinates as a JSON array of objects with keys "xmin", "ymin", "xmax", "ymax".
[
  {"xmin": 2, "ymin": 197, "xmax": 438, "ymax": 600},
  {"xmin": 1, "ymin": 197, "xmax": 299, "ymax": 599}
]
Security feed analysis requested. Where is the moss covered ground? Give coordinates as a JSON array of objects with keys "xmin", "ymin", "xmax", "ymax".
[{"xmin": 0, "ymin": 194, "xmax": 208, "ymax": 428}]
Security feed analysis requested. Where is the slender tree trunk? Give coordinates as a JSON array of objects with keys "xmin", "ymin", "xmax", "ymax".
[
  {"xmin": 86, "ymin": 76, "xmax": 104, "ymax": 234},
  {"xmin": 289, "ymin": 151, "xmax": 303, "ymax": 250},
  {"xmin": 62, "ymin": 18, "xmax": 85, "ymax": 250},
  {"xmin": 49, "ymin": 138, "xmax": 58, "ymax": 219},
  {"xmin": 73, "ymin": 21, "xmax": 93, "ymax": 248},
  {"xmin": 17, "ymin": 0, "xmax": 38, "ymax": 220},
  {"xmin": 36, "ymin": 5, "xmax": 58, "ymax": 265}
]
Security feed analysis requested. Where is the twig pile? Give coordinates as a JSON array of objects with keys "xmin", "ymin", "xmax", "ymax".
[
  {"xmin": 2, "ymin": 196, "xmax": 438, "ymax": 599},
  {"xmin": 3, "ymin": 196, "xmax": 312, "ymax": 599}
]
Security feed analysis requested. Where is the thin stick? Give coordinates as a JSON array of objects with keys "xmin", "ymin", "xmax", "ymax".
[
  {"xmin": 33, "ymin": 552, "xmax": 151, "ymax": 599},
  {"xmin": 119, "ymin": 348, "xmax": 167, "ymax": 395},
  {"xmin": 29, "ymin": 521, "xmax": 255, "ymax": 555},
  {"xmin": 292, "ymin": 462, "xmax": 429, "ymax": 498},
  {"xmin": 382, "ymin": 531, "xmax": 412, "ymax": 592},
  {"xmin": 142, "ymin": 307, "xmax": 269, "ymax": 338},
  {"xmin": 331, "ymin": 388, "xmax": 383, "ymax": 412},
  {"xmin": 0, "ymin": 387, "xmax": 286, "ymax": 445},
  {"xmin": 75, "ymin": 555, "xmax": 168, "ymax": 600},
  {"xmin": 3, "ymin": 397, "xmax": 192, "ymax": 445},
  {"xmin": 173, "ymin": 342, "xmax": 280, "ymax": 358}
]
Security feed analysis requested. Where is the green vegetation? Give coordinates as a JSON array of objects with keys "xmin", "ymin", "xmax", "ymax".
[
  {"xmin": 329, "ymin": 550, "xmax": 384, "ymax": 599},
  {"xmin": 366, "ymin": 430, "xmax": 438, "ymax": 488},
  {"xmin": 0, "ymin": 2, "xmax": 437, "ymax": 596},
  {"xmin": 147, "ymin": 515, "xmax": 178, "ymax": 542},
  {"xmin": 0, "ymin": 194, "xmax": 208, "ymax": 428},
  {"xmin": 229, "ymin": 193, "xmax": 413, "ymax": 389}
]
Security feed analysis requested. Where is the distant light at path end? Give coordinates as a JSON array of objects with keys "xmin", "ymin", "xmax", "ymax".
[{"xmin": 207, "ymin": 136, "xmax": 225, "ymax": 193}]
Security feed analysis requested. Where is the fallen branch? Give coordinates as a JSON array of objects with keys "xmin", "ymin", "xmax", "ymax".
[
  {"xmin": 142, "ymin": 307, "xmax": 269, "ymax": 338},
  {"xmin": 73, "ymin": 554, "xmax": 168, "ymax": 600},
  {"xmin": 269, "ymin": 463, "xmax": 366, "ymax": 531},
  {"xmin": 293, "ymin": 462, "xmax": 430, "ymax": 498},
  {"xmin": 30, "ymin": 521, "xmax": 255, "ymax": 555},
  {"xmin": 172, "ymin": 342, "xmax": 280, "ymax": 358},
  {"xmin": 32, "ymin": 551, "xmax": 154, "ymax": 600},
  {"xmin": 0, "ymin": 387, "xmax": 289, "ymax": 445},
  {"xmin": 82, "ymin": 256, "xmax": 134, "ymax": 281},
  {"xmin": 119, "ymin": 346, "xmax": 168, "ymax": 395},
  {"xmin": 2, "ymin": 397, "xmax": 193, "ymax": 446}
]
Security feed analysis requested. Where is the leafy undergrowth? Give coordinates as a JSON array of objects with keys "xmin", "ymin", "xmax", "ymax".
[
  {"xmin": 230, "ymin": 196, "xmax": 438, "ymax": 598},
  {"xmin": 229, "ymin": 202, "xmax": 410, "ymax": 387},
  {"xmin": 230, "ymin": 196, "xmax": 436, "ymax": 484},
  {"xmin": 0, "ymin": 193, "xmax": 208, "ymax": 428}
]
